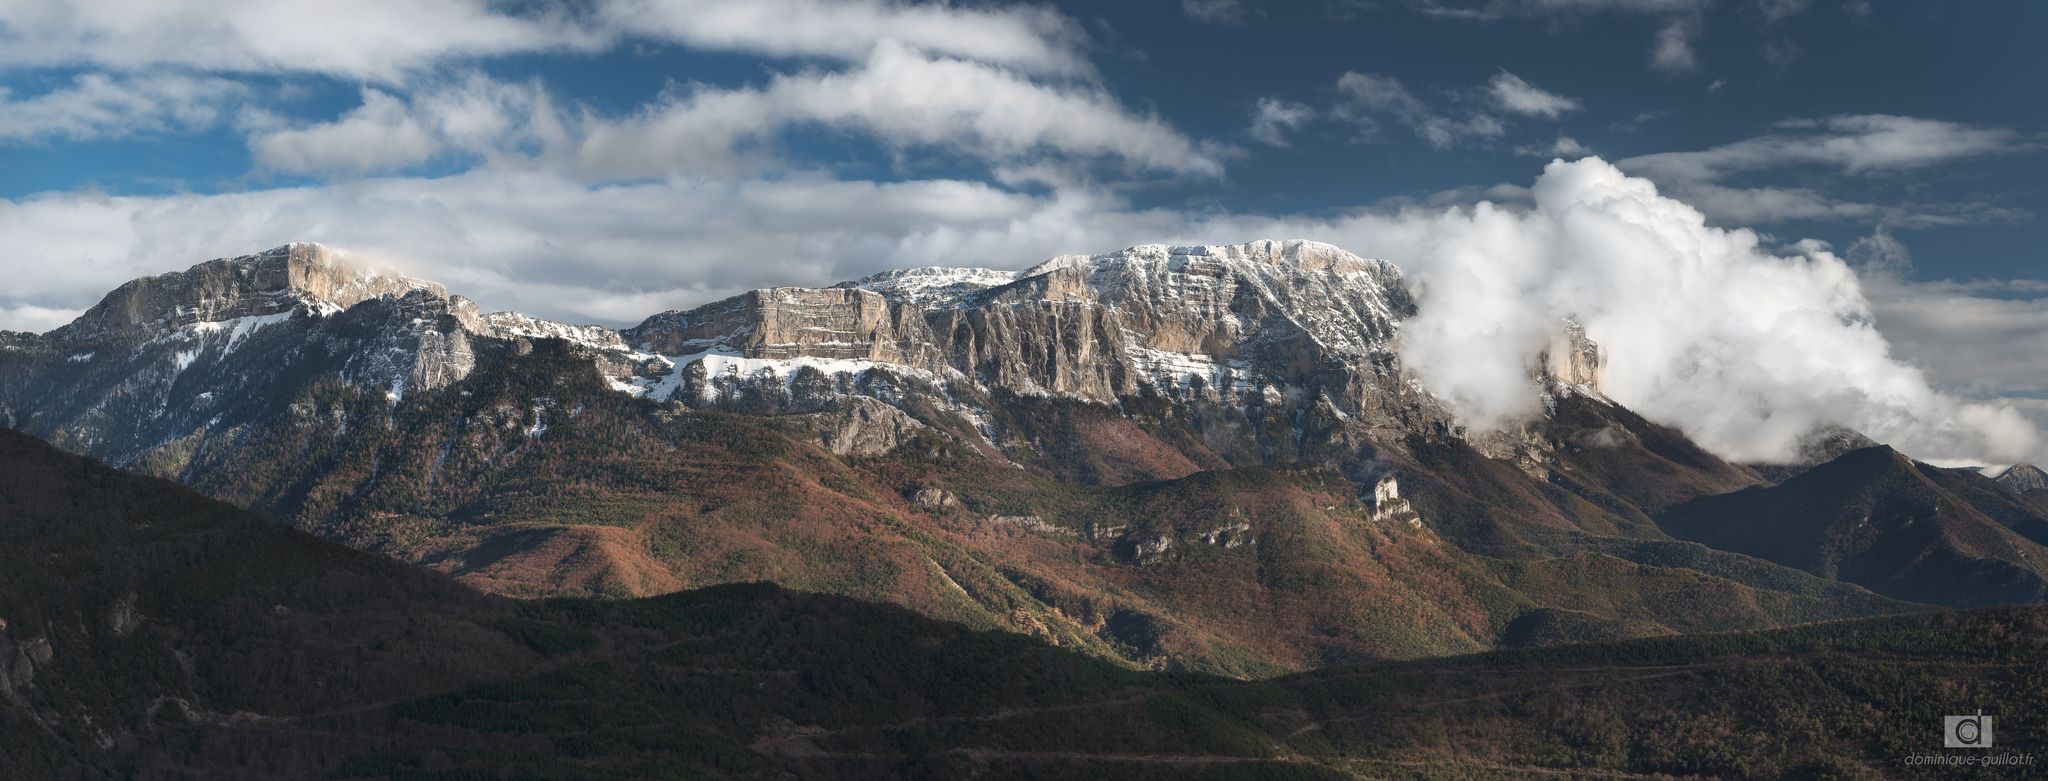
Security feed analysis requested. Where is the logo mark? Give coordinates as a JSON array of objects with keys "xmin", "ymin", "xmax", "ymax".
[{"xmin": 1945, "ymin": 710, "xmax": 1994, "ymax": 749}]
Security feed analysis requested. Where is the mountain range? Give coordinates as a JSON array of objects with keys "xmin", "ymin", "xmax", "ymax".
[{"xmin": 4, "ymin": 240, "xmax": 2047, "ymax": 682}]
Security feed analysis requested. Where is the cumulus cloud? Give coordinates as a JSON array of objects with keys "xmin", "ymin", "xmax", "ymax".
[
  {"xmin": 249, "ymin": 76, "xmax": 562, "ymax": 175},
  {"xmin": 249, "ymin": 90, "xmax": 441, "ymax": 174},
  {"xmin": 1487, "ymin": 71, "xmax": 1580, "ymax": 118},
  {"xmin": 1343, "ymin": 159, "xmax": 2037, "ymax": 466},
  {"xmin": 5, "ymin": 157, "xmax": 2036, "ymax": 468},
  {"xmin": 0, "ymin": 72, "xmax": 248, "ymax": 142},
  {"xmin": 1249, "ymin": 97, "xmax": 1315, "ymax": 147}
]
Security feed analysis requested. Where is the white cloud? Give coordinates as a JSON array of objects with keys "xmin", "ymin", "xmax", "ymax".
[
  {"xmin": 249, "ymin": 89, "xmax": 440, "ymax": 174},
  {"xmin": 1335, "ymin": 71, "xmax": 1505, "ymax": 149},
  {"xmin": 0, "ymin": 72, "xmax": 248, "ymax": 142},
  {"xmin": 0, "ymin": 304, "xmax": 84, "ymax": 333},
  {"xmin": 239, "ymin": 44, "xmax": 1218, "ymax": 181},
  {"xmin": 1249, "ymin": 98, "xmax": 1314, "ymax": 147},
  {"xmin": 1332, "ymin": 159, "xmax": 2037, "ymax": 466},
  {"xmin": 1865, "ymin": 276, "xmax": 2048, "ymax": 409},
  {"xmin": 249, "ymin": 76, "xmax": 562, "ymax": 175},
  {"xmin": 1617, "ymin": 115, "xmax": 2027, "ymax": 225},
  {"xmin": 1845, "ymin": 226, "xmax": 1912, "ymax": 276},
  {"xmin": 1651, "ymin": 19, "xmax": 1700, "ymax": 72},
  {"xmin": 570, "ymin": 43, "xmax": 1223, "ymax": 179},
  {"xmin": 1486, "ymin": 71, "xmax": 1580, "ymax": 118},
  {"xmin": 1407, "ymin": 0, "xmax": 1711, "ymax": 72},
  {"xmin": 0, "ymin": 168, "xmax": 1168, "ymax": 326},
  {"xmin": 603, "ymin": 0, "xmax": 1088, "ymax": 73},
  {"xmin": 1411, "ymin": 0, "xmax": 1704, "ymax": 21},
  {"xmin": 1182, "ymin": 0, "xmax": 1250, "ymax": 23},
  {"xmin": 0, "ymin": 0, "xmax": 601, "ymax": 83},
  {"xmin": 0, "ymin": 0, "xmax": 1086, "ymax": 82},
  {"xmin": 1517, "ymin": 135, "xmax": 1593, "ymax": 158},
  {"xmin": 1754, "ymin": 0, "xmax": 1811, "ymax": 23},
  {"xmin": 1622, "ymin": 115, "xmax": 2021, "ymax": 181}
]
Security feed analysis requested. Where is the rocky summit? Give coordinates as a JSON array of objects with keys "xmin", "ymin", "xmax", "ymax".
[{"xmin": 1995, "ymin": 463, "xmax": 2048, "ymax": 494}]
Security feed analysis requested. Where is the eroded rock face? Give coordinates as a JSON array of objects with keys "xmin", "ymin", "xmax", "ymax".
[
  {"xmin": 614, "ymin": 240, "xmax": 1458, "ymax": 464},
  {"xmin": 802, "ymin": 397, "xmax": 931, "ymax": 457},
  {"xmin": 48, "ymin": 244, "xmax": 439, "ymax": 345},
  {"xmin": 1370, "ymin": 476, "xmax": 1423, "ymax": 528},
  {"xmin": 0, "ymin": 245, "xmax": 490, "ymax": 466},
  {"xmin": 630, "ymin": 287, "xmax": 947, "ymax": 367},
  {"xmin": 1996, "ymin": 464, "xmax": 2048, "ymax": 493},
  {"xmin": 1542, "ymin": 320, "xmax": 1604, "ymax": 390}
]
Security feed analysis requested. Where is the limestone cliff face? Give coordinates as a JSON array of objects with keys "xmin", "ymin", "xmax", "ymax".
[
  {"xmin": 0, "ymin": 245, "xmax": 487, "ymax": 466},
  {"xmin": 1541, "ymin": 320, "xmax": 1604, "ymax": 390},
  {"xmin": 618, "ymin": 240, "xmax": 1451, "ymax": 463},
  {"xmin": 631, "ymin": 287, "xmax": 946, "ymax": 367},
  {"xmin": 48, "ymin": 244, "xmax": 440, "ymax": 344}
]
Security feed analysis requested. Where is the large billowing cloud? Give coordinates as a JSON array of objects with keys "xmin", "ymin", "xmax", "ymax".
[{"xmin": 1332, "ymin": 159, "xmax": 2039, "ymax": 467}]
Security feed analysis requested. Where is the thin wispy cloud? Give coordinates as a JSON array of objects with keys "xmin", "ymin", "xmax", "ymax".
[
  {"xmin": 1617, "ymin": 115, "xmax": 2029, "ymax": 225},
  {"xmin": 1486, "ymin": 71, "xmax": 1580, "ymax": 118},
  {"xmin": 1335, "ymin": 72, "xmax": 1506, "ymax": 148},
  {"xmin": 1182, "ymin": 0, "xmax": 1252, "ymax": 24},
  {"xmin": 1249, "ymin": 97, "xmax": 1315, "ymax": 147}
]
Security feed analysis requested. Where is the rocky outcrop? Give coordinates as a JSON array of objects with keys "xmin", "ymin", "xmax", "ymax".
[
  {"xmin": 1370, "ymin": 475, "xmax": 1423, "ymax": 528},
  {"xmin": 610, "ymin": 240, "xmax": 1453, "ymax": 466},
  {"xmin": 629, "ymin": 287, "xmax": 947, "ymax": 367},
  {"xmin": 47, "ymin": 243, "xmax": 437, "ymax": 344},
  {"xmin": 800, "ymin": 397, "xmax": 931, "ymax": 457},
  {"xmin": 0, "ymin": 246, "xmax": 491, "ymax": 466},
  {"xmin": 1996, "ymin": 464, "xmax": 2048, "ymax": 494},
  {"xmin": 1541, "ymin": 320, "xmax": 1604, "ymax": 390}
]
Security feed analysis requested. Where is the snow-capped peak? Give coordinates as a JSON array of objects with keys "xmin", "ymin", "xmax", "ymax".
[
  {"xmin": 48, "ymin": 243, "xmax": 447, "ymax": 343},
  {"xmin": 836, "ymin": 266, "xmax": 1021, "ymax": 309}
]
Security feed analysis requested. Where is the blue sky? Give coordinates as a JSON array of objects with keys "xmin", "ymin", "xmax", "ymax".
[{"xmin": 2, "ymin": 0, "xmax": 2045, "ymax": 458}]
